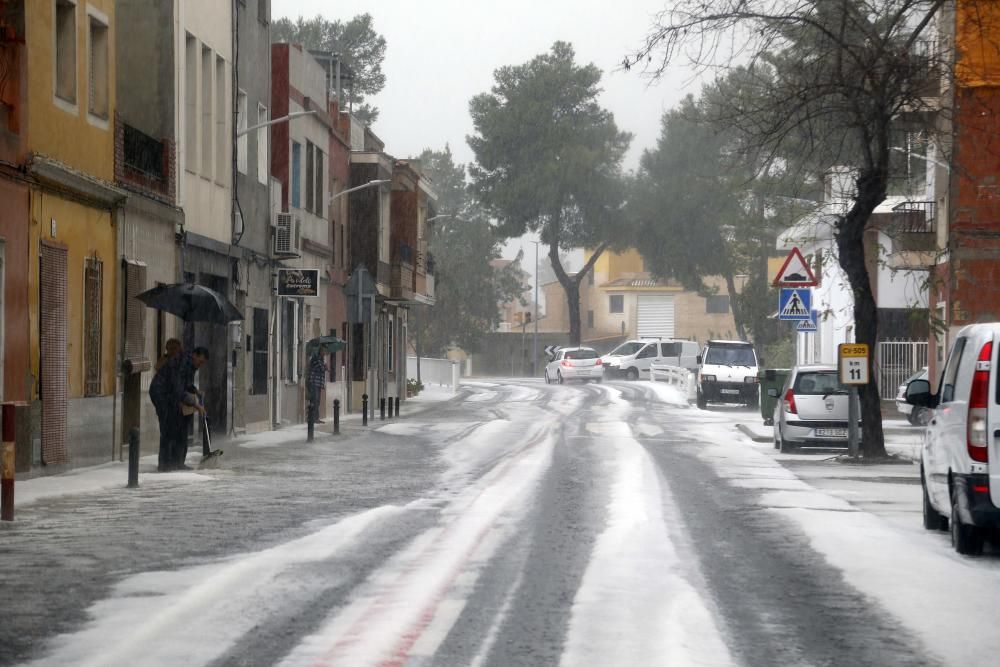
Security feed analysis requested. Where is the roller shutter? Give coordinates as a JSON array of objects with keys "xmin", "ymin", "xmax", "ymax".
[
  {"xmin": 40, "ymin": 242, "xmax": 69, "ymax": 465},
  {"xmin": 637, "ymin": 295, "xmax": 675, "ymax": 339}
]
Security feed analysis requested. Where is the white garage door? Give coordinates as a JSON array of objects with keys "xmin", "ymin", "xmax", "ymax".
[{"xmin": 637, "ymin": 295, "xmax": 675, "ymax": 339}]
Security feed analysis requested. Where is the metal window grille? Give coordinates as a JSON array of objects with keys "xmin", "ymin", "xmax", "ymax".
[{"xmin": 40, "ymin": 242, "xmax": 69, "ymax": 464}]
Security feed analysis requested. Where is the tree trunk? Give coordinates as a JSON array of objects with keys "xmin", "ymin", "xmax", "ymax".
[
  {"xmin": 835, "ymin": 170, "xmax": 888, "ymax": 459},
  {"xmin": 548, "ymin": 241, "xmax": 609, "ymax": 347},
  {"xmin": 723, "ymin": 272, "xmax": 747, "ymax": 341}
]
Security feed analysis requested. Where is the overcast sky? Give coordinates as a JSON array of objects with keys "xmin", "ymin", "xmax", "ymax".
[{"xmin": 272, "ymin": 0, "xmax": 701, "ymax": 278}]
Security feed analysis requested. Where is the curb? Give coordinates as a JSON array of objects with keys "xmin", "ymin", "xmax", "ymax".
[{"xmin": 735, "ymin": 423, "xmax": 773, "ymax": 443}]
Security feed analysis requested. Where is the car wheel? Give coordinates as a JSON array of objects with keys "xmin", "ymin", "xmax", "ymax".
[
  {"xmin": 921, "ymin": 470, "xmax": 947, "ymax": 531},
  {"xmin": 557, "ymin": 371, "xmax": 564, "ymax": 385},
  {"xmin": 951, "ymin": 484, "xmax": 985, "ymax": 555},
  {"xmin": 544, "ymin": 371, "xmax": 550, "ymax": 385},
  {"xmin": 626, "ymin": 367, "xmax": 639, "ymax": 381},
  {"xmin": 594, "ymin": 376, "xmax": 602, "ymax": 384},
  {"xmin": 696, "ymin": 390, "xmax": 707, "ymax": 409},
  {"xmin": 779, "ymin": 432, "xmax": 796, "ymax": 454}
]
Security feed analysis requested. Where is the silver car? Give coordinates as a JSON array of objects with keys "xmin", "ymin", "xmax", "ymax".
[
  {"xmin": 771, "ymin": 365, "xmax": 858, "ymax": 453},
  {"xmin": 544, "ymin": 347, "xmax": 604, "ymax": 384}
]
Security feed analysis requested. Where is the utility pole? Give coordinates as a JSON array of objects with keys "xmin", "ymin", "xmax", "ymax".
[{"xmin": 531, "ymin": 241, "xmax": 539, "ymax": 377}]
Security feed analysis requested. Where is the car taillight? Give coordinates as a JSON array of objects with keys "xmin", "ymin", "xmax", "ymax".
[
  {"xmin": 968, "ymin": 341, "xmax": 992, "ymax": 463},
  {"xmin": 784, "ymin": 388, "xmax": 797, "ymax": 415},
  {"xmin": 561, "ymin": 360, "xmax": 572, "ymax": 367},
  {"xmin": 596, "ymin": 358, "xmax": 602, "ymax": 366}
]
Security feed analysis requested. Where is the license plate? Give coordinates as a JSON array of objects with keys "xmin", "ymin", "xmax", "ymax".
[
  {"xmin": 816, "ymin": 428, "xmax": 848, "ymax": 437},
  {"xmin": 721, "ymin": 389, "xmax": 740, "ymax": 395}
]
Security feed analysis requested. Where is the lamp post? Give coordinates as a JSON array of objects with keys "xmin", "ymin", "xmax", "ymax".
[
  {"xmin": 329, "ymin": 178, "xmax": 390, "ymax": 202},
  {"xmin": 238, "ymin": 110, "xmax": 318, "ymax": 137},
  {"xmin": 530, "ymin": 240, "xmax": 539, "ymax": 377},
  {"xmin": 889, "ymin": 146, "xmax": 951, "ymax": 172}
]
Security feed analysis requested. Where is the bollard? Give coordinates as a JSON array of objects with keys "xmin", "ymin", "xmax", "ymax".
[
  {"xmin": 333, "ymin": 399, "xmax": 341, "ymax": 435},
  {"xmin": 307, "ymin": 400, "xmax": 315, "ymax": 443},
  {"xmin": 1, "ymin": 403, "xmax": 15, "ymax": 521},
  {"xmin": 362, "ymin": 394, "xmax": 369, "ymax": 426},
  {"xmin": 380, "ymin": 398, "xmax": 386, "ymax": 420},
  {"xmin": 394, "ymin": 396, "xmax": 400, "ymax": 417},
  {"xmin": 127, "ymin": 427, "xmax": 140, "ymax": 489}
]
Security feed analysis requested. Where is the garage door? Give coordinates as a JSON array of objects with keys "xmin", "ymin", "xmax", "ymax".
[{"xmin": 637, "ymin": 295, "xmax": 675, "ymax": 339}]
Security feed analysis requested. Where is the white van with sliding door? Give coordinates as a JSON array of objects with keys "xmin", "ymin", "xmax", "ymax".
[
  {"xmin": 906, "ymin": 323, "xmax": 1000, "ymax": 555},
  {"xmin": 601, "ymin": 339, "xmax": 699, "ymax": 380}
]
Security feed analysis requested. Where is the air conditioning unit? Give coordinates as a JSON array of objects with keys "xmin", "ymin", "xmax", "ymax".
[{"xmin": 273, "ymin": 212, "xmax": 297, "ymax": 256}]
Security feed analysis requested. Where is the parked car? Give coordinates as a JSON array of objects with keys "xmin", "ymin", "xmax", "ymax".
[
  {"xmin": 770, "ymin": 365, "xmax": 856, "ymax": 453},
  {"xmin": 600, "ymin": 338, "xmax": 699, "ymax": 380},
  {"xmin": 696, "ymin": 340, "xmax": 760, "ymax": 408},
  {"xmin": 895, "ymin": 367, "xmax": 930, "ymax": 425},
  {"xmin": 544, "ymin": 347, "xmax": 604, "ymax": 384},
  {"xmin": 906, "ymin": 323, "xmax": 1000, "ymax": 555}
]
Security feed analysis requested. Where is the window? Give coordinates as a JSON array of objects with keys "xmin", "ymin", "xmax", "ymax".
[
  {"xmin": 215, "ymin": 56, "xmax": 226, "ymax": 183},
  {"xmin": 609, "ymin": 294, "xmax": 624, "ymax": 313},
  {"xmin": 661, "ymin": 342, "xmax": 680, "ymax": 357},
  {"xmin": 184, "ymin": 34, "xmax": 197, "ymax": 169},
  {"xmin": 305, "ymin": 141, "xmax": 315, "ymax": 213},
  {"xmin": 291, "ymin": 141, "xmax": 301, "ymax": 208},
  {"xmin": 940, "ymin": 338, "xmax": 966, "ymax": 404},
  {"xmin": 55, "ymin": 0, "xmax": 76, "ymax": 104},
  {"xmin": 87, "ymin": 13, "xmax": 108, "ymax": 119},
  {"xmin": 706, "ymin": 295, "xmax": 730, "ymax": 314},
  {"xmin": 387, "ymin": 315, "xmax": 394, "ymax": 372},
  {"xmin": 252, "ymin": 308, "xmax": 268, "ymax": 395},
  {"xmin": 313, "ymin": 146, "xmax": 324, "ymax": 215},
  {"xmin": 587, "ymin": 309, "xmax": 594, "ymax": 328},
  {"xmin": 257, "ymin": 104, "xmax": 268, "ymax": 185},
  {"xmin": 236, "ymin": 91, "xmax": 248, "ymax": 174},
  {"xmin": 83, "ymin": 257, "xmax": 102, "ymax": 397},
  {"xmin": 565, "ymin": 349, "xmax": 598, "ymax": 360},
  {"xmin": 637, "ymin": 344, "xmax": 657, "ymax": 359},
  {"xmin": 201, "ymin": 46, "xmax": 212, "ymax": 176}
]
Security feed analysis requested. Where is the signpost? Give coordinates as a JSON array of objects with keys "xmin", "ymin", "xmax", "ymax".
[{"xmin": 839, "ymin": 343, "xmax": 869, "ymax": 458}]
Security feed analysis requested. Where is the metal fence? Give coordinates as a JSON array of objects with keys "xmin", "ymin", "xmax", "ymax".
[
  {"xmin": 406, "ymin": 356, "xmax": 460, "ymax": 392},
  {"xmin": 877, "ymin": 340, "xmax": 928, "ymax": 400}
]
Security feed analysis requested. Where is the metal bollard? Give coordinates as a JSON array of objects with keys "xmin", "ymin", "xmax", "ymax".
[
  {"xmin": 307, "ymin": 400, "xmax": 315, "ymax": 443},
  {"xmin": 394, "ymin": 396, "xmax": 400, "ymax": 417},
  {"xmin": 127, "ymin": 427, "xmax": 140, "ymax": 489},
  {"xmin": 380, "ymin": 398, "xmax": 386, "ymax": 420},
  {"xmin": 362, "ymin": 394, "xmax": 369, "ymax": 426},
  {"xmin": 333, "ymin": 399, "xmax": 340, "ymax": 435},
  {"xmin": 1, "ymin": 403, "xmax": 15, "ymax": 521}
]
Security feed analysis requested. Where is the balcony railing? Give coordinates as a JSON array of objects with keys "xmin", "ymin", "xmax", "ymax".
[
  {"xmin": 891, "ymin": 200, "xmax": 936, "ymax": 234},
  {"xmin": 120, "ymin": 121, "xmax": 171, "ymax": 199}
]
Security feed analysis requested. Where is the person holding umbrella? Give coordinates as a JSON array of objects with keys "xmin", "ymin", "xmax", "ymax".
[
  {"xmin": 307, "ymin": 347, "xmax": 327, "ymax": 425},
  {"xmin": 149, "ymin": 338, "xmax": 184, "ymax": 471},
  {"xmin": 149, "ymin": 346, "xmax": 209, "ymax": 471}
]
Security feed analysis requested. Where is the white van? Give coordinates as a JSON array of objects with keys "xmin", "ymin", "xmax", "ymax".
[
  {"xmin": 906, "ymin": 322, "xmax": 1000, "ymax": 555},
  {"xmin": 601, "ymin": 339, "xmax": 700, "ymax": 380},
  {"xmin": 696, "ymin": 340, "xmax": 760, "ymax": 408}
]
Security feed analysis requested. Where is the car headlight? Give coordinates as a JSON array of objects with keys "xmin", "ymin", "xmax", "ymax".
[
  {"xmin": 745, "ymin": 376, "xmax": 758, "ymax": 384},
  {"xmin": 701, "ymin": 374, "xmax": 716, "ymax": 383}
]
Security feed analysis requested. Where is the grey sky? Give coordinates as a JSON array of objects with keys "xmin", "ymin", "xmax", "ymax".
[{"xmin": 272, "ymin": 0, "xmax": 699, "ymax": 288}]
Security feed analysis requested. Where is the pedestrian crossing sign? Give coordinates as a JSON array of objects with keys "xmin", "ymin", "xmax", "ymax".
[
  {"xmin": 779, "ymin": 288, "xmax": 812, "ymax": 321},
  {"xmin": 797, "ymin": 310, "xmax": 818, "ymax": 332}
]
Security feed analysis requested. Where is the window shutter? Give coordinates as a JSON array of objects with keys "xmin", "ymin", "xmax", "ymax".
[
  {"xmin": 123, "ymin": 260, "xmax": 149, "ymax": 372},
  {"xmin": 84, "ymin": 258, "xmax": 103, "ymax": 396},
  {"xmin": 40, "ymin": 242, "xmax": 69, "ymax": 465}
]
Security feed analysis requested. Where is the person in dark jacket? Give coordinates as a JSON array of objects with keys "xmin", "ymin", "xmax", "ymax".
[
  {"xmin": 307, "ymin": 349, "xmax": 327, "ymax": 424},
  {"xmin": 170, "ymin": 347, "xmax": 209, "ymax": 470},
  {"xmin": 148, "ymin": 339, "xmax": 184, "ymax": 472}
]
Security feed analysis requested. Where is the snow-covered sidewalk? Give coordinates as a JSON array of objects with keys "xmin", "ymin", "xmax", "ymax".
[{"xmin": 735, "ymin": 416, "xmax": 924, "ymax": 461}]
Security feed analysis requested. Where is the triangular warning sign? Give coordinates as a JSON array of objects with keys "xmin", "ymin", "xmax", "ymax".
[
  {"xmin": 781, "ymin": 290, "xmax": 809, "ymax": 318},
  {"xmin": 774, "ymin": 247, "xmax": 817, "ymax": 287}
]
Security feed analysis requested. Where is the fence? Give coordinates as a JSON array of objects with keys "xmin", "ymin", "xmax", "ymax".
[
  {"xmin": 650, "ymin": 363, "xmax": 697, "ymax": 400},
  {"xmin": 877, "ymin": 340, "xmax": 928, "ymax": 400},
  {"xmin": 406, "ymin": 356, "xmax": 460, "ymax": 392}
]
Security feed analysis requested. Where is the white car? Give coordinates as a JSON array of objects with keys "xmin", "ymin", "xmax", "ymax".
[
  {"xmin": 696, "ymin": 340, "xmax": 760, "ymax": 408},
  {"xmin": 771, "ymin": 365, "xmax": 855, "ymax": 453},
  {"xmin": 907, "ymin": 323, "xmax": 1000, "ymax": 555},
  {"xmin": 544, "ymin": 347, "xmax": 604, "ymax": 384},
  {"xmin": 601, "ymin": 339, "xmax": 700, "ymax": 380}
]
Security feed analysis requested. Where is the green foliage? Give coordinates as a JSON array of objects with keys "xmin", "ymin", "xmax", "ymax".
[
  {"xmin": 468, "ymin": 42, "xmax": 632, "ymax": 343},
  {"xmin": 415, "ymin": 147, "xmax": 525, "ymax": 357},
  {"xmin": 272, "ymin": 14, "xmax": 386, "ymax": 124},
  {"xmin": 406, "ymin": 378, "xmax": 423, "ymax": 396}
]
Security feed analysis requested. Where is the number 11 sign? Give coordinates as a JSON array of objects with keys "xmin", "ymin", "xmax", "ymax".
[{"xmin": 838, "ymin": 344, "xmax": 870, "ymax": 385}]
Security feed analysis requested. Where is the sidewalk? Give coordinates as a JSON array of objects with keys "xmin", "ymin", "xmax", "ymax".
[
  {"xmin": 8, "ymin": 384, "xmax": 462, "ymax": 513},
  {"xmin": 735, "ymin": 417, "xmax": 924, "ymax": 461}
]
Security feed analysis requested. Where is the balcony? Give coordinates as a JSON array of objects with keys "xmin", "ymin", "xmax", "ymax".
[
  {"xmin": 391, "ymin": 243, "xmax": 414, "ymax": 301},
  {"xmin": 117, "ymin": 121, "xmax": 173, "ymax": 201},
  {"xmin": 888, "ymin": 200, "xmax": 937, "ymax": 269}
]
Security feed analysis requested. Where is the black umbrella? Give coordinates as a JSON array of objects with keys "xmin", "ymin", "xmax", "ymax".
[
  {"xmin": 306, "ymin": 335, "xmax": 346, "ymax": 354},
  {"xmin": 136, "ymin": 283, "xmax": 243, "ymax": 324}
]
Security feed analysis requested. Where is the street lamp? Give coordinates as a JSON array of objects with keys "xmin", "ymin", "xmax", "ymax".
[
  {"xmin": 237, "ymin": 110, "xmax": 318, "ymax": 137},
  {"xmin": 329, "ymin": 178, "xmax": 390, "ymax": 202}
]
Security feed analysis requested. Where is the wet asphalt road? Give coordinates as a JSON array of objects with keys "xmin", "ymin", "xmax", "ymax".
[{"xmin": 1, "ymin": 379, "xmax": 940, "ymax": 666}]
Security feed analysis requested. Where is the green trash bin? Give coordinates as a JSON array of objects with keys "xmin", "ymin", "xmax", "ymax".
[{"xmin": 758, "ymin": 368, "xmax": 791, "ymax": 425}]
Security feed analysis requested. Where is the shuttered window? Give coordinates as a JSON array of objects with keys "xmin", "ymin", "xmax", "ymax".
[
  {"xmin": 123, "ymin": 260, "xmax": 148, "ymax": 371},
  {"xmin": 252, "ymin": 308, "xmax": 268, "ymax": 395},
  {"xmin": 84, "ymin": 258, "xmax": 103, "ymax": 396},
  {"xmin": 40, "ymin": 242, "xmax": 69, "ymax": 465}
]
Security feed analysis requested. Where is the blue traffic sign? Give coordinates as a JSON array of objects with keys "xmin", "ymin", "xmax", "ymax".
[
  {"xmin": 779, "ymin": 288, "xmax": 812, "ymax": 321},
  {"xmin": 797, "ymin": 310, "xmax": 818, "ymax": 332}
]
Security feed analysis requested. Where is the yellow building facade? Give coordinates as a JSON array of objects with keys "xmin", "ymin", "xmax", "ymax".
[{"xmin": 24, "ymin": 0, "xmax": 124, "ymax": 467}]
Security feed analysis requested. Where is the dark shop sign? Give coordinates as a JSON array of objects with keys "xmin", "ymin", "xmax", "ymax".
[{"xmin": 277, "ymin": 269, "xmax": 319, "ymax": 297}]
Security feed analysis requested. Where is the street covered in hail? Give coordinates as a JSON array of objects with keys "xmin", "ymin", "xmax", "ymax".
[{"xmin": 4, "ymin": 380, "xmax": 999, "ymax": 666}]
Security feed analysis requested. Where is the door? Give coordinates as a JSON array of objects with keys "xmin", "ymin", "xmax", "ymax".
[
  {"xmin": 635, "ymin": 343, "xmax": 658, "ymax": 375},
  {"xmin": 0, "ymin": 240, "xmax": 4, "ymax": 401},
  {"xmin": 637, "ymin": 295, "xmax": 675, "ymax": 339},
  {"xmin": 660, "ymin": 341, "xmax": 680, "ymax": 367},
  {"xmin": 927, "ymin": 336, "xmax": 967, "ymax": 508}
]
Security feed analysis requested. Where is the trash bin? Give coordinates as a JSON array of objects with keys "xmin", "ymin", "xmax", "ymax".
[{"xmin": 758, "ymin": 368, "xmax": 791, "ymax": 425}]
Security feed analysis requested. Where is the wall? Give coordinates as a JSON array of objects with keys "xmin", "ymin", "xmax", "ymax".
[
  {"xmin": 26, "ymin": 0, "xmax": 116, "ymax": 181},
  {"xmin": 0, "ymin": 180, "xmax": 30, "ymax": 402}
]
